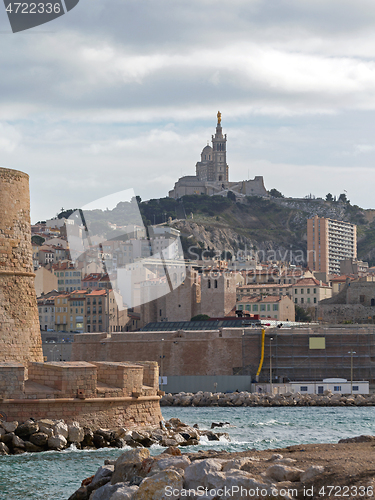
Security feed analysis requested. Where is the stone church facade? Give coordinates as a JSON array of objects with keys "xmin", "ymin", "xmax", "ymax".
[{"xmin": 169, "ymin": 112, "xmax": 268, "ymax": 199}]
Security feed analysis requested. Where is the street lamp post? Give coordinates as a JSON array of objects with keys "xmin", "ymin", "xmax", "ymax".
[
  {"xmin": 270, "ymin": 337, "xmax": 274, "ymax": 395},
  {"xmin": 348, "ymin": 350, "xmax": 356, "ymax": 395}
]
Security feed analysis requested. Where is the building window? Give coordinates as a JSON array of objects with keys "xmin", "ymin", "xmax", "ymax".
[
  {"xmin": 214, "ymin": 279, "xmax": 218, "ymax": 288},
  {"xmin": 313, "ymin": 288, "xmax": 317, "ymax": 294},
  {"xmin": 208, "ymin": 280, "xmax": 211, "ymax": 289},
  {"xmin": 253, "ymin": 305, "xmax": 258, "ymax": 312},
  {"xmin": 294, "ymin": 289, "xmax": 297, "ymax": 294},
  {"xmin": 273, "ymin": 304, "xmax": 279, "ymax": 311},
  {"xmin": 333, "ymin": 386, "xmax": 341, "ymax": 392},
  {"xmin": 295, "ymin": 298, "xmax": 297, "ymax": 304},
  {"xmin": 301, "ymin": 289, "xmax": 304, "ymax": 294},
  {"xmin": 307, "ymin": 288, "xmax": 310, "ymax": 294},
  {"xmin": 360, "ymin": 295, "xmax": 365, "ymax": 303},
  {"xmin": 353, "ymin": 386, "xmax": 359, "ymax": 391},
  {"xmin": 314, "ymin": 298, "xmax": 317, "ymax": 304},
  {"xmin": 301, "ymin": 298, "xmax": 304, "ymax": 304},
  {"xmin": 260, "ymin": 304, "xmax": 266, "ymax": 311},
  {"xmin": 300, "ymin": 386, "xmax": 308, "ymax": 392},
  {"xmin": 307, "ymin": 298, "xmax": 310, "ymax": 303}
]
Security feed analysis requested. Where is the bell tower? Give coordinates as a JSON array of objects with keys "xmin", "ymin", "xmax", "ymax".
[{"xmin": 212, "ymin": 111, "xmax": 228, "ymax": 183}]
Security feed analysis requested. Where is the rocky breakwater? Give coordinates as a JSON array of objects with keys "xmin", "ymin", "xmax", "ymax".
[
  {"xmin": 68, "ymin": 435, "xmax": 375, "ymax": 500},
  {"xmin": 68, "ymin": 447, "xmax": 327, "ymax": 500},
  {"xmin": 161, "ymin": 390, "xmax": 375, "ymax": 407},
  {"xmin": 0, "ymin": 417, "xmax": 227, "ymax": 455}
]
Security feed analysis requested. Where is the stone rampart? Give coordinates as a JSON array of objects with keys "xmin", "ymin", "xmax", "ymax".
[
  {"xmin": 0, "ymin": 167, "xmax": 42, "ymax": 364},
  {"xmin": 0, "ymin": 361, "xmax": 162, "ymax": 428}
]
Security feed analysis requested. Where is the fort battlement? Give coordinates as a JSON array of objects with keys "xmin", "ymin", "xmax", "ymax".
[
  {"xmin": 0, "ymin": 167, "xmax": 162, "ymax": 429},
  {"xmin": 0, "ymin": 361, "xmax": 162, "ymax": 428}
]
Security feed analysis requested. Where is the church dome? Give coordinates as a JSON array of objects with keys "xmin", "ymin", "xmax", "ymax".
[{"xmin": 201, "ymin": 145, "xmax": 213, "ymax": 162}]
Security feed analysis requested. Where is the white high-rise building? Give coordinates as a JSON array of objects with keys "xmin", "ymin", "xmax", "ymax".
[{"xmin": 307, "ymin": 216, "xmax": 357, "ymax": 276}]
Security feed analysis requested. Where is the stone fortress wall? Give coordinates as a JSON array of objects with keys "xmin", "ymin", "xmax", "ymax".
[
  {"xmin": 0, "ymin": 167, "xmax": 162, "ymax": 429},
  {"xmin": 71, "ymin": 326, "xmax": 375, "ymax": 383},
  {"xmin": 0, "ymin": 167, "xmax": 43, "ymax": 364},
  {"xmin": 0, "ymin": 360, "xmax": 161, "ymax": 428}
]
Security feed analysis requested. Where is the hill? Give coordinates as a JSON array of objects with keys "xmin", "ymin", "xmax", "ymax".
[{"xmin": 139, "ymin": 195, "xmax": 375, "ymax": 266}]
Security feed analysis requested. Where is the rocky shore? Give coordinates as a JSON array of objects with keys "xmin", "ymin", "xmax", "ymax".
[
  {"xmin": 68, "ymin": 426, "xmax": 375, "ymax": 500},
  {"xmin": 161, "ymin": 390, "xmax": 375, "ymax": 407},
  {"xmin": 0, "ymin": 417, "xmax": 227, "ymax": 455}
]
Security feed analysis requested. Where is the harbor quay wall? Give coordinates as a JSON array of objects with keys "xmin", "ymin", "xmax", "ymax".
[
  {"xmin": 0, "ymin": 361, "xmax": 162, "ymax": 428},
  {"xmin": 71, "ymin": 326, "xmax": 375, "ymax": 383}
]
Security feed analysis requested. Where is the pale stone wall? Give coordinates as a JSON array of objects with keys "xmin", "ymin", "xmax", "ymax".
[
  {"xmin": 0, "ymin": 167, "xmax": 43, "ymax": 364},
  {"xmin": 200, "ymin": 273, "xmax": 237, "ymax": 317},
  {"xmin": 28, "ymin": 362, "xmax": 97, "ymax": 398},
  {"xmin": 0, "ymin": 360, "xmax": 162, "ymax": 428},
  {"xmin": 72, "ymin": 330, "xmax": 245, "ymax": 376},
  {"xmin": 0, "ymin": 398, "xmax": 162, "ymax": 429},
  {"xmin": 0, "ymin": 362, "xmax": 26, "ymax": 398}
]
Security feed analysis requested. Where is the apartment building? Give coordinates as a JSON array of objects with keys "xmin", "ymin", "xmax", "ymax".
[
  {"xmin": 53, "ymin": 261, "xmax": 82, "ymax": 292},
  {"xmin": 237, "ymin": 283, "xmax": 292, "ymax": 300},
  {"xmin": 307, "ymin": 216, "xmax": 357, "ymax": 275},
  {"xmin": 292, "ymin": 277, "xmax": 332, "ymax": 306},
  {"xmin": 236, "ymin": 295, "xmax": 295, "ymax": 321}
]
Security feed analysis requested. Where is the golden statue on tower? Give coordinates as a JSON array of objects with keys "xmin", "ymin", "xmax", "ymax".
[{"xmin": 217, "ymin": 111, "xmax": 221, "ymax": 125}]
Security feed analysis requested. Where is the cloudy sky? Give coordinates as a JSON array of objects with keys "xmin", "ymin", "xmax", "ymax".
[{"xmin": 2, "ymin": 0, "xmax": 375, "ymax": 222}]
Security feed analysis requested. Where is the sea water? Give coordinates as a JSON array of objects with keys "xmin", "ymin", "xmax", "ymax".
[{"xmin": 0, "ymin": 406, "xmax": 374, "ymax": 500}]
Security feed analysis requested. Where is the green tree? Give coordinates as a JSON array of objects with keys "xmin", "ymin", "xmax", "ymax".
[
  {"xmin": 191, "ymin": 314, "xmax": 210, "ymax": 321},
  {"xmin": 338, "ymin": 193, "xmax": 349, "ymax": 204},
  {"xmin": 269, "ymin": 188, "xmax": 284, "ymax": 198},
  {"xmin": 325, "ymin": 193, "xmax": 333, "ymax": 201},
  {"xmin": 227, "ymin": 191, "xmax": 236, "ymax": 201},
  {"xmin": 31, "ymin": 235, "xmax": 45, "ymax": 246},
  {"xmin": 295, "ymin": 305, "xmax": 311, "ymax": 322}
]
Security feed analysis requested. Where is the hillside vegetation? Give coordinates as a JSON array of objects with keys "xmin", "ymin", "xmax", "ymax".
[{"xmin": 139, "ymin": 195, "xmax": 375, "ymax": 266}]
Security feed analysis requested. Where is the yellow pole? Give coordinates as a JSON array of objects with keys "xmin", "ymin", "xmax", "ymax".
[{"xmin": 256, "ymin": 329, "xmax": 266, "ymax": 380}]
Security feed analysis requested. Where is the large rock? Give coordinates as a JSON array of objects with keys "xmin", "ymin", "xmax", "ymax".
[
  {"xmin": 38, "ymin": 426, "xmax": 53, "ymax": 438},
  {"xmin": 15, "ymin": 420, "xmax": 39, "ymax": 438},
  {"xmin": 12, "ymin": 434, "xmax": 25, "ymax": 449},
  {"xmin": 54, "ymin": 422, "xmax": 69, "ymax": 439},
  {"xmin": 300, "ymin": 466, "xmax": 325, "ymax": 482},
  {"xmin": 91, "ymin": 465, "xmax": 114, "ymax": 487},
  {"xmin": 222, "ymin": 471, "xmax": 276, "ymax": 500},
  {"xmin": 48, "ymin": 434, "xmax": 67, "ymax": 450},
  {"xmin": 115, "ymin": 448, "xmax": 151, "ymax": 468},
  {"xmin": 68, "ymin": 423, "xmax": 84, "ymax": 443},
  {"xmin": 29, "ymin": 432, "xmax": 49, "ymax": 447},
  {"xmin": 132, "ymin": 470, "xmax": 183, "ymax": 500},
  {"xmin": 82, "ymin": 428, "xmax": 94, "ymax": 447},
  {"xmin": 1, "ymin": 421, "xmax": 18, "ymax": 433},
  {"xmin": 265, "ymin": 464, "xmax": 304, "ymax": 482},
  {"xmin": 25, "ymin": 441, "xmax": 44, "ymax": 453},
  {"xmin": 0, "ymin": 442, "xmax": 9, "ymax": 455},
  {"xmin": 154, "ymin": 455, "xmax": 191, "ymax": 472},
  {"xmin": 338, "ymin": 435, "xmax": 375, "ymax": 444},
  {"xmin": 110, "ymin": 485, "xmax": 139, "ymax": 500},
  {"xmin": 91, "ymin": 483, "xmax": 138, "ymax": 500},
  {"xmin": 184, "ymin": 459, "xmax": 225, "ymax": 490},
  {"xmin": 222, "ymin": 457, "xmax": 256, "ymax": 472}
]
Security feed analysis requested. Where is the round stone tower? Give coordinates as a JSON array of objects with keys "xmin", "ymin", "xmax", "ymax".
[{"xmin": 0, "ymin": 167, "xmax": 43, "ymax": 364}]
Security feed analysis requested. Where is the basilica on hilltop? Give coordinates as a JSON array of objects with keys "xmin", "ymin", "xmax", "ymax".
[{"xmin": 169, "ymin": 112, "xmax": 268, "ymax": 199}]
